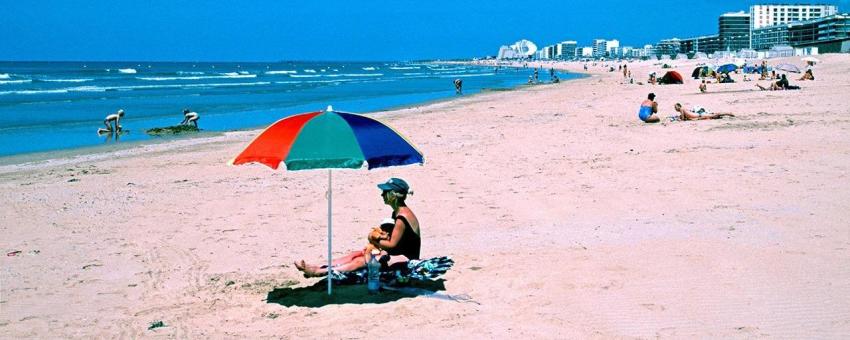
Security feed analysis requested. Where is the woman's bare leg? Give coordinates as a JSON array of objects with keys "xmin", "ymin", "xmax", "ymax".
[{"xmin": 644, "ymin": 114, "xmax": 661, "ymax": 123}]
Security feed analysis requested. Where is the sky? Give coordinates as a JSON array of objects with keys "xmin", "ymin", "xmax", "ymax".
[{"xmin": 1, "ymin": 0, "xmax": 847, "ymax": 62}]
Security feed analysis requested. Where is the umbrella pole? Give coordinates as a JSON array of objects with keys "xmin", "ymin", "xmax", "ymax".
[{"xmin": 327, "ymin": 169, "xmax": 333, "ymax": 295}]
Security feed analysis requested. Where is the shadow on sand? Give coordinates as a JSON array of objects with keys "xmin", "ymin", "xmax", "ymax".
[{"xmin": 266, "ymin": 279, "xmax": 447, "ymax": 307}]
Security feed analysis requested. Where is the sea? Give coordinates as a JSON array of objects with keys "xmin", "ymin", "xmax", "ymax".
[{"xmin": 0, "ymin": 61, "xmax": 577, "ymax": 158}]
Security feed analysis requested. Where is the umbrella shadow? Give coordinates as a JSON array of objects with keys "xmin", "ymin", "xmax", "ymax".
[{"xmin": 266, "ymin": 279, "xmax": 447, "ymax": 307}]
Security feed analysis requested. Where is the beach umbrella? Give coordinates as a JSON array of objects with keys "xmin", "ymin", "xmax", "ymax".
[
  {"xmin": 716, "ymin": 63, "xmax": 737, "ymax": 74},
  {"xmin": 229, "ymin": 106, "xmax": 424, "ymax": 295},
  {"xmin": 775, "ymin": 63, "xmax": 801, "ymax": 73}
]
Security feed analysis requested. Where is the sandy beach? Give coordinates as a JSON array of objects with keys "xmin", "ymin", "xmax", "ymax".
[{"xmin": 2, "ymin": 54, "xmax": 850, "ymax": 338}]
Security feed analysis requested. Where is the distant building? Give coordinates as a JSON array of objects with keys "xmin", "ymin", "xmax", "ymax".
[
  {"xmin": 656, "ymin": 38, "xmax": 681, "ymax": 57},
  {"xmin": 680, "ymin": 34, "xmax": 721, "ymax": 55},
  {"xmin": 580, "ymin": 46, "xmax": 594, "ymax": 58},
  {"xmin": 750, "ymin": 4, "xmax": 838, "ymax": 30},
  {"xmin": 606, "ymin": 39, "xmax": 620, "ymax": 57},
  {"xmin": 787, "ymin": 13, "xmax": 850, "ymax": 53},
  {"xmin": 556, "ymin": 41, "xmax": 578, "ymax": 59},
  {"xmin": 592, "ymin": 39, "xmax": 607, "ymax": 58},
  {"xmin": 497, "ymin": 39, "xmax": 538, "ymax": 59},
  {"xmin": 642, "ymin": 44, "xmax": 656, "ymax": 58},
  {"xmin": 752, "ymin": 13, "xmax": 850, "ymax": 52},
  {"xmin": 720, "ymin": 11, "xmax": 751, "ymax": 50}
]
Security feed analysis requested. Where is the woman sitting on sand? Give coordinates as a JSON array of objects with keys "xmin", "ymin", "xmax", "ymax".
[
  {"xmin": 798, "ymin": 69, "xmax": 814, "ymax": 81},
  {"xmin": 295, "ymin": 178, "xmax": 421, "ymax": 278},
  {"xmin": 638, "ymin": 93, "xmax": 660, "ymax": 123},
  {"xmin": 756, "ymin": 74, "xmax": 798, "ymax": 91},
  {"xmin": 674, "ymin": 103, "xmax": 735, "ymax": 121}
]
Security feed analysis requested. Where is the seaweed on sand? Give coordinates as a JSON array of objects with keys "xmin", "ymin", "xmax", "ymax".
[{"xmin": 145, "ymin": 125, "xmax": 199, "ymax": 136}]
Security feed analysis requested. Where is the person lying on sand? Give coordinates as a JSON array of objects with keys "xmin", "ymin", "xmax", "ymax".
[
  {"xmin": 674, "ymin": 103, "xmax": 734, "ymax": 120},
  {"xmin": 638, "ymin": 93, "xmax": 660, "ymax": 123},
  {"xmin": 295, "ymin": 178, "xmax": 421, "ymax": 278}
]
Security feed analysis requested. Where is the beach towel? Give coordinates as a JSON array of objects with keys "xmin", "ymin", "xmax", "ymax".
[
  {"xmin": 692, "ymin": 105, "xmax": 711, "ymax": 116},
  {"xmin": 328, "ymin": 256, "xmax": 454, "ymax": 285}
]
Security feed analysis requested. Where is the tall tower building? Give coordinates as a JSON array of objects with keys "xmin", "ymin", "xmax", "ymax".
[
  {"xmin": 750, "ymin": 4, "xmax": 838, "ymax": 29},
  {"xmin": 719, "ymin": 11, "xmax": 751, "ymax": 50}
]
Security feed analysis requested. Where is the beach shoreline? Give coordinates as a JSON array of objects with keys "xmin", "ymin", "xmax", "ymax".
[{"xmin": 2, "ymin": 54, "xmax": 850, "ymax": 338}]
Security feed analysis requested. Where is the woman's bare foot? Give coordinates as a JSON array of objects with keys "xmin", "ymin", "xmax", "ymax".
[{"xmin": 301, "ymin": 264, "xmax": 325, "ymax": 278}]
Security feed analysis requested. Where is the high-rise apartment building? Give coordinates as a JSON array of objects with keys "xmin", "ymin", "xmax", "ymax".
[
  {"xmin": 719, "ymin": 11, "xmax": 751, "ymax": 50},
  {"xmin": 750, "ymin": 4, "xmax": 838, "ymax": 29}
]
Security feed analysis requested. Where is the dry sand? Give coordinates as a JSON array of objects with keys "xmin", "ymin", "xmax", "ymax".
[{"xmin": 2, "ymin": 54, "xmax": 850, "ymax": 338}]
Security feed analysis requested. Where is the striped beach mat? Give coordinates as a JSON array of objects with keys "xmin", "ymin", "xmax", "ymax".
[{"xmin": 329, "ymin": 256, "xmax": 454, "ymax": 285}]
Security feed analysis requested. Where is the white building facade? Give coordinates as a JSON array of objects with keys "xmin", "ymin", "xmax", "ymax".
[{"xmin": 750, "ymin": 4, "xmax": 837, "ymax": 29}]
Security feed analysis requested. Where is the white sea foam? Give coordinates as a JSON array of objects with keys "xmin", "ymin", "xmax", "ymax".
[
  {"xmin": 304, "ymin": 69, "xmax": 317, "ymax": 73},
  {"xmin": 265, "ymin": 70, "xmax": 297, "ymax": 75},
  {"xmin": 289, "ymin": 74, "xmax": 321, "ymax": 78},
  {"xmin": 389, "ymin": 66, "xmax": 420, "ymax": 70},
  {"xmin": 138, "ymin": 74, "xmax": 256, "ymax": 81},
  {"xmin": 0, "ymin": 79, "xmax": 32, "ymax": 85},
  {"xmin": 437, "ymin": 73, "xmax": 495, "ymax": 78},
  {"xmin": 41, "ymin": 78, "xmax": 94, "ymax": 83},
  {"xmin": 118, "ymin": 68, "xmax": 137, "ymax": 74},
  {"xmin": 0, "ymin": 73, "xmax": 10, "ymax": 79},
  {"xmin": 328, "ymin": 73, "xmax": 383, "ymax": 77},
  {"xmin": 0, "ymin": 81, "xmax": 271, "ymax": 95},
  {"xmin": 275, "ymin": 79, "xmax": 354, "ymax": 84},
  {"xmin": 362, "ymin": 67, "xmax": 377, "ymax": 71},
  {"xmin": 428, "ymin": 67, "xmax": 466, "ymax": 72},
  {"xmin": 177, "ymin": 71, "xmax": 205, "ymax": 75}
]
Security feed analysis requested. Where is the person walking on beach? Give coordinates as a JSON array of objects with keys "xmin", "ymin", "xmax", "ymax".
[
  {"xmin": 180, "ymin": 108, "xmax": 200, "ymax": 127},
  {"xmin": 638, "ymin": 93, "xmax": 660, "ymax": 123},
  {"xmin": 623, "ymin": 64, "xmax": 628, "ymax": 78},
  {"xmin": 699, "ymin": 80, "xmax": 707, "ymax": 93},
  {"xmin": 533, "ymin": 68, "xmax": 539, "ymax": 82},
  {"xmin": 100, "ymin": 109, "xmax": 124, "ymax": 133},
  {"xmin": 453, "ymin": 79, "xmax": 463, "ymax": 95}
]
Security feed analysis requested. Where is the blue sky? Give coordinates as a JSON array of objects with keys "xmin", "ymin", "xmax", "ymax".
[{"xmin": 1, "ymin": 0, "xmax": 846, "ymax": 61}]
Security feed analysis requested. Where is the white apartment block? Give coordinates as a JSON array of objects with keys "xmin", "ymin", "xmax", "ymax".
[{"xmin": 750, "ymin": 4, "xmax": 838, "ymax": 29}]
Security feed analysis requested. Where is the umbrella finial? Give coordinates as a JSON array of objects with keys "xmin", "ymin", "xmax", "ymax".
[{"xmin": 326, "ymin": 105, "xmax": 333, "ymax": 112}]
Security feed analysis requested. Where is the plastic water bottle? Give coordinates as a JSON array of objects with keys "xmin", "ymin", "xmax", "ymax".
[{"xmin": 367, "ymin": 249, "xmax": 381, "ymax": 294}]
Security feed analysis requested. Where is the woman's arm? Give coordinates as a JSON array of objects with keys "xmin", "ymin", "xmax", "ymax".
[{"xmin": 378, "ymin": 218, "xmax": 406, "ymax": 250}]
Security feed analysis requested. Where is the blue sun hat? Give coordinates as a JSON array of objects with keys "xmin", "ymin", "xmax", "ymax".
[{"xmin": 377, "ymin": 177, "xmax": 409, "ymax": 194}]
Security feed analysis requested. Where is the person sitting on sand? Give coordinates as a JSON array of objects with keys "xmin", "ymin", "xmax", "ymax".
[
  {"xmin": 100, "ymin": 109, "xmax": 124, "ymax": 133},
  {"xmin": 295, "ymin": 178, "xmax": 421, "ymax": 278},
  {"xmin": 674, "ymin": 103, "xmax": 734, "ymax": 121},
  {"xmin": 648, "ymin": 73, "xmax": 657, "ymax": 85},
  {"xmin": 798, "ymin": 69, "xmax": 814, "ymax": 81},
  {"xmin": 699, "ymin": 80, "xmax": 707, "ymax": 93},
  {"xmin": 638, "ymin": 93, "xmax": 660, "ymax": 123},
  {"xmin": 453, "ymin": 78, "xmax": 463, "ymax": 95},
  {"xmin": 180, "ymin": 108, "xmax": 200, "ymax": 127},
  {"xmin": 756, "ymin": 74, "xmax": 796, "ymax": 91}
]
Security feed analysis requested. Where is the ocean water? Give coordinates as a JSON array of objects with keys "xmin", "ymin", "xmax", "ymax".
[{"xmin": 0, "ymin": 61, "xmax": 577, "ymax": 157}]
